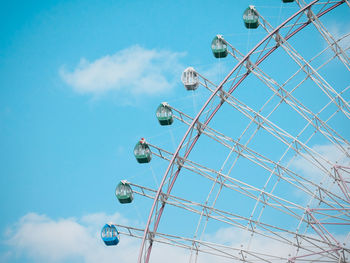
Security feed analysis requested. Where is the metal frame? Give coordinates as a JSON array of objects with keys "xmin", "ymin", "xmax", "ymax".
[{"xmin": 134, "ymin": 1, "xmax": 349, "ymax": 262}]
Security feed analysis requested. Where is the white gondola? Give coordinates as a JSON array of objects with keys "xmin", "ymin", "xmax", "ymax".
[{"xmin": 181, "ymin": 67, "xmax": 199, "ymax": 91}]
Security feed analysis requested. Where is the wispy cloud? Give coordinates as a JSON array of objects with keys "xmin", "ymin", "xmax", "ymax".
[
  {"xmin": 326, "ymin": 22, "xmax": 350, "ymax": 56},
  {"xmin": 60, "ymin": 46, "xmax": 185, "ymax": 97},
  {"xmin": 197, "ymin": 62, "xmax": 229, "ymax": 85},
  {"xmin": 204, "ymin": 226, "xmax": 349, "ymax": 262},
  {"xmin": 290, "ymin": 143, "xmax": 350, "ymax": 199},
  {"xmin": 290, "ymin": 144, "xmax": 349, "ymax": 177}
]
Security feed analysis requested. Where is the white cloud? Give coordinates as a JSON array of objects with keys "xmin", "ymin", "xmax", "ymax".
[
  {"xmin": 289, "ymin": 143, "xmax": 350, "ymax": 201},
  {"xmin": 2, "ymin": 212, "xmax": 205, "ymax": 263},
  {"xmin": 326, "ymin": 22, "xmax": 350, "ymax": 56},
  {"xmin": 203, "ymin": 227, "xmax": 294, "ymax": 260},
  {"xmin": 60, "ymin": 46, "xmax": 185, "ymax": 97},
  {"xmin": 206, "ymin": 226, "xmax": 349, "ymax": 262},
  {"xmin": 3, "ymin": 212, "xmax": 349, "ymax": 263},
  {"xmin": 4, "ymin": 212, "xmax": 137, "ymax": 263},
  {"xmin": 291, "ymin": 143, "xmax": 349, "ymax": 179}
]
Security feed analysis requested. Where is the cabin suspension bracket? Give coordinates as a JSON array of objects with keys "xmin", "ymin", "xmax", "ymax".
[
  {"xmin": 196, "ymin": 121, "xmax": 206, "ymax": 135},
  {"xmin": 274, "ymin": 31, "xmax": 284, "ymax": 46},
  {"xmin": 307, "ymin": 7, "xmax": 315, "ymax": 22},
  {"xmin": 176, "ymin": 156, "xmax": 185, "ymax": 167},
  {"xmin": 219, "ymin": 89, "xmax": 227, "ymax": 104},
  {"xmin": 160, "ymin": 192, "xmax": 169, "ymax": 205},
  {"xmin": 245, "ymin": 58, "xmax": 254, "ymax": 73}
]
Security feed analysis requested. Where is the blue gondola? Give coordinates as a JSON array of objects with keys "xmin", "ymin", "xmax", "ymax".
[{"xmin": 101, "ymin": 224, "xmax": 120, "ymax": 246}]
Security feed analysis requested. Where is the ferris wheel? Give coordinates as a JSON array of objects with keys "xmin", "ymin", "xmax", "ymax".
[{"xmin": 102, "ymin": 0, "xmax": 350, "ymax": 262}]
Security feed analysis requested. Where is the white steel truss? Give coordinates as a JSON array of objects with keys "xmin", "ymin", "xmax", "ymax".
[{"xmin": 126, "ymin": 1, "xmax": 350, "ymax": 262}]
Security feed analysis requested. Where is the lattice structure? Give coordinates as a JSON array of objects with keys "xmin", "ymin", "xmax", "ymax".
[{"xmin": 104, "ymin": 1, "xmax": 350, "ymax": 262}]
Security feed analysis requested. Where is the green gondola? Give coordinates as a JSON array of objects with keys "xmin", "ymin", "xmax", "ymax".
[
  {"xmin": 115, "ymin": 180, "xmax": 134, "ymax": 204},
  {"xmin": 156, "ymin": 103, "xmax": 173, "ymax": 126},
  {"xmin": 211, "ymin": 35, "xmax": 228, "ymax": 58},
  {"xmin": 243, "ymin": 6, "xmax": 259, "ymax": 29},
  {"xmin": 134, "ymin": 138, "xmax": 152, "ymax": 163}
]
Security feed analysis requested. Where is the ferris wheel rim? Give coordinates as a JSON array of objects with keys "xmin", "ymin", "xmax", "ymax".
[{"xmin": 137, "ymin": 1, "xmax": 348, "ymax": 262}]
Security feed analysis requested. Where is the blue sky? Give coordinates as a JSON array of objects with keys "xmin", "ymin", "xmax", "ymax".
[{"xmin": 0, "ymin": 0, "xmax": 349, "ymax": 262}]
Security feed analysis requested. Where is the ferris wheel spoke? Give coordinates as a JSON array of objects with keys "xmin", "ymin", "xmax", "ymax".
[
  {"xmin": 130, "ymin": 181, "xmax": 302, "ymax": 235},
  {"xmin": 196, "ymin": 52, "xmax": 350, "ymax": 175},
  {"xmin": 333, "ymin": 166, "xmax": 350, "ymax": 202},
  {"xmin": 150, "ymin": 149, "xmax": 304, "ymax": 215},
  {"xmin": 296, "ymin": 0, "xmax": 350, "ymax": 61},
  {"xmin": 145, "ymin": 140, "xmax": 350, "ymax": 241},
  {"xmin": 169, "ymin": 106, "xmax": 349, "ymax": 257},
  {"xmin": 182, "ymin": 86, "xmax": 348, "ymax": 241},
  {"xmin": 278, "ymin": 44, "xmax": 350, "ymax": 120},
  {"xmin": 222, "ymin": 39, "xmax": 350, "ymax": 157},
  {"xmin": 305, "ymin": 208, "xmax": 350, "ymax": 247},
  {"xmin": 305, "ymin": 8, "xmax": 350, "ymax": 70},
  {"xmin": 113, "ymin": 223, "xmax": 293, "ymax": 262},
  {"xmin": 317, "ymin": 43, "xmax": 350, "ymax": 74},
  {"xmin": 310, "ymin": 207, "xmax": 350, "ymax": 224},
  {"xmin": 281, "ymin": 40, "xmax": 350, "ymax": 97},
  {"xmin": 132, "ymin": 187, "xmax": 348, "ymax": 263},
  {"xmin": 216, "ymin": 91, "xmax": 346, "ymax": 180},
  {"xmin": 148, "ymin": 132, "xmax": 337, "ymax": 211},
  {"xmin": 216, "ymin": 91, "xmax": 350, "ymax": 205},
  {"xmin": 127, "ymin": 182, "xmax": 341, "ymax": 253},
  {"xmin": 250, "ymin": 67, "xmax": 349, "ymax": 153},
  {"xmin": 262, "ymin": 0, "xmax": 350, "ymax": 71},
  {"xmin": 167, "ymin": 105, "xmax": 348, "ymax": 207},
  {"xmin": 260, "ymin": 34, "xmax": 350, "ymax": 99},
  {"xmin": 254, "ymin": 5, "xmax": 350, "ymax": 120}
]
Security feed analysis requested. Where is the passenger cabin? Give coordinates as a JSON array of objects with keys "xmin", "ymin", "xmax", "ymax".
[
  {"xmin": 116, "ymin": 180, "xmax": 134, "ymax": 204},
  {"xmin": 211, "ymin": 35, "xmax": 228, "ymax": 58},
  {"xmin": 101, "ymin": 224, "xmax": 120, "ymax": 246},
  {"xmin": 156, "ymin": 102, "xmax": 173, "ymax": 126},
  {"xmin": 134, "ymin": 138, "xmax": 152, "ymax": 163},
  {"xmin": 243, "ymin": 6, "xmax": 259, "ymax": 29},
  {"xmin": 181, "ymin": 67, "xmax": 199, "ymax": 90}
]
